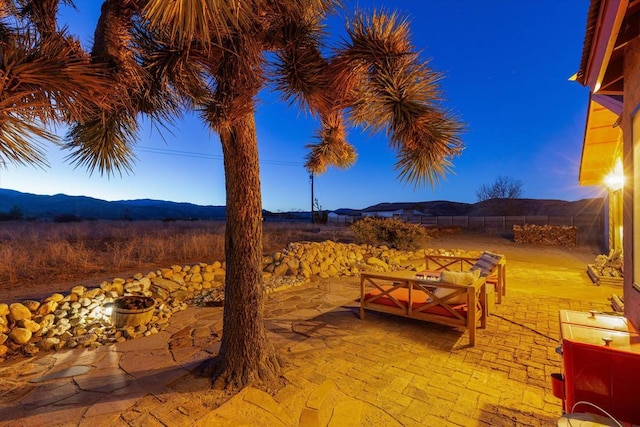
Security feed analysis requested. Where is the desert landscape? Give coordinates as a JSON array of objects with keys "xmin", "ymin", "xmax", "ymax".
[
  {"xmin": 0, "ymin": 219, "xmax": 602, "ymax": 304},
  {"xmin": 0, "ymin": 221, "xmax": 358, "ymax": 303},
  {"xmin": 2, "ymin": 0, "xmax": 638, "ymax": 424},
  {"xmin": 0, "ymin": 220, "xmax": 617, "ymax": 426}
]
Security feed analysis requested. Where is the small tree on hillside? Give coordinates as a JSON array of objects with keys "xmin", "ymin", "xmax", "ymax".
[{"xmin": 476, "ymin": 176, "xmax": 523, "ymax": 201}]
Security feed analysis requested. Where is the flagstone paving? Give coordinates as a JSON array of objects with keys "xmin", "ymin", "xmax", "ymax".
[{"xmin": 0, "ymin": 236, "xmax": 619, "ymax": 426}]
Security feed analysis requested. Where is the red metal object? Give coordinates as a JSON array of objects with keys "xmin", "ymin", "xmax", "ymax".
[
  {"xmin": 556, "ymin": 310, "xmax": 640, "ymax": 425},
  {"xmin": 550, "ymin": 373, "xmax": 565, "ymax": 411},
  {"xmin": 559, "ymin": 309, "xmax": 637, "ymax": 333}
]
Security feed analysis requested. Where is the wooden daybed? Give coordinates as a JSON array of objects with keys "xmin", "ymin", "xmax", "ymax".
[
  {"xmin": 360, "ymin": 271, "xmax": 487, "ymax": 346},
  {"xmin": 424, "ymin": 251, "xmax": 506, "ymax": 305}
]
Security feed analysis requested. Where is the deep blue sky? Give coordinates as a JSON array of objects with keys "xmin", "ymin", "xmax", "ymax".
[{"xmin": 2, "ymin": 1, "xmax": 601, "ymax": 212}]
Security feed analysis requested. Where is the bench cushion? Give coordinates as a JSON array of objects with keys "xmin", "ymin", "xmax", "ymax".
[{"xmin": 364, "ymin": 287, "xmax": 468, "ymax": 318}]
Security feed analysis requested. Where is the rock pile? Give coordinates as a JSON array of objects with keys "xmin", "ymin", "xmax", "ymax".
[
  {"xmin": 260, "ymin": 240, "xmax": 475, "ymax": 278},
  {"xmin": 0, "ymin": 261, "xmax": 228, "ymax": 361},
  {"xmin": 0, "ymin": 240, "xmax": 479, "ymax": 362}
]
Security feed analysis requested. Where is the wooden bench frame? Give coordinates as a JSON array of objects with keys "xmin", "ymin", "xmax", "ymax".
[
  {"xmin": 424, "ymin": 253, "xmax": 506, "ymax": 304},
  {"xmin": 359, "ymin": 271, "xmax": 487, "ymax": 346}
]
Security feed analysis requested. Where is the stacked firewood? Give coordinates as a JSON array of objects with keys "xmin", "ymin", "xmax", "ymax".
[
  {"xmin": 611, "ymin": 293, "xmax": 624, "ymax": 313},
  {"xmin": 592, "ymin": 249, "xmax": 624, "ymax": 278},
  {"xmin": 513, "ymin": 224, "xmax": 577, "ymax": 246}
]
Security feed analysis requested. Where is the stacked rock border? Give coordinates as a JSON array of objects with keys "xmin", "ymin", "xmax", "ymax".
[{"xmin": 0, "ymin": 240, "xmax": 482, "ymax": 362}]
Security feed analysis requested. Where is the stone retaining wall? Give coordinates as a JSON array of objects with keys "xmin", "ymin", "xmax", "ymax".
[{"xmin": 0, "ymin": 241, "xmax": 480, "ymax": 362}]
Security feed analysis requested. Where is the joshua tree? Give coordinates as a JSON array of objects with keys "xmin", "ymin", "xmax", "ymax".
[
  {"xmin": 1, "ymin": 0, "xmax": 464, "ymax": 390},
  {"xmin": 0, "ymin": 0, "xmax": 111, "ymax": 167}
]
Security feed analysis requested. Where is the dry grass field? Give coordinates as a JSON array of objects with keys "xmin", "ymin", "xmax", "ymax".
[
  {"xmin": 0, "ymin": 219, "xmax": 602, "ymax": 304},
  {"xmin": 0, "ymin": 220, "xmax": 352, "ymax": 302}
]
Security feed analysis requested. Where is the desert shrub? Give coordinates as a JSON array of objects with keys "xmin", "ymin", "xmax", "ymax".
[
  {"xmin": 349, "ymin": 217, "xmax": 429, "ymax": 250},
  {"xmin": 54, "ymin": 213, "xmax": 82, "ymax": 223},
  {"xmin": 0, "ymin": 205, "xmax": 24, "ymax": 221},
  {"xmin": 312, "ymin": 210, "xmax": 328, "ymax": 224}
]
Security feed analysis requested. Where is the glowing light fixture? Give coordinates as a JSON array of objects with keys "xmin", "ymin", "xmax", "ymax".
[
  {"xmin": 103, "ymin": 303, "xmax": 113, "ymax": 317},
  {"xmin": 605, "ymin": 159, "xmax": 624, "ymax": 191}
]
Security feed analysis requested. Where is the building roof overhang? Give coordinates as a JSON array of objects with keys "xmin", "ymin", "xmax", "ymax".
[
  {"xmin": 577, "ymin": 0, "xmax": 630, "ymax": 95},
  {"xmin": 576, "ymin": 0, "xmax": 640, "ymax": 188},
  {"xmin": 579, "ymin": 96, "xmax": 622, "ymax": 186},
  {"xmin": 577, "ymin": 0, "xmax": 640, "ymax": 96}
]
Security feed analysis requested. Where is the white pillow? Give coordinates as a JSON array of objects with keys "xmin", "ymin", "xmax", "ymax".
[
  {"xmin": 433, "ymin": 269, "xmax": 480, "ymax": 304},
  {"xmin": 441, "ymin": 269, "xmax": 480, "ymax": 285}
]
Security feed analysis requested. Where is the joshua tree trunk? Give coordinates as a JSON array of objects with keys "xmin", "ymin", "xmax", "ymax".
[{"xmin": 206, "ymin": 112, "xmax": 283, "ymax": 390}]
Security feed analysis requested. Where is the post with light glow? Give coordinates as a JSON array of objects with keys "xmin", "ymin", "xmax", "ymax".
[
  {"xmin": 605, "ymin": 159, "xmax": 624, "ymax": 191},
  {"xmin": 605, "ymin": 159, "xmax": 624, "ymax": 252}
]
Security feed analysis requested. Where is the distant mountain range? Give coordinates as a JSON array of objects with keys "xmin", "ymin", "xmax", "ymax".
[
  {"xmin": 0, "ymin": 189, "xmax": 227, "ymax": 220},
  {"xmin": 362, "ymin": 198, "xmax": 605, "ymax": 217},
  {"xmin": 0, "ymin": 188, "xmax": 605, "ymax": 221}
]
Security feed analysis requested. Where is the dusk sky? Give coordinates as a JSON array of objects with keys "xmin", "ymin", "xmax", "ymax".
[{"xmin": 2, "ymin": 1, "xmax": 601, "ymax": 212}]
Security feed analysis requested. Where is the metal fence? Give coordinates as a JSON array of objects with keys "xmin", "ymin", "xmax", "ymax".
[
  {"xmin": 329, "ymin": 214, "xmax": 605, "ymax": 245},
  {"xmin": 412, "ymin": 215, "xmax": 604, "ymax": 244}
]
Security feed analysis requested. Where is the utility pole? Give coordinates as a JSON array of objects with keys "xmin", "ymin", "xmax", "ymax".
[
  {"xmin": 0, "ymin": 158, "xmax": 5, "ymax": 189},
  {"xmin": 310, "ymin": 172, "xmax": 314, "ymax": 223}
]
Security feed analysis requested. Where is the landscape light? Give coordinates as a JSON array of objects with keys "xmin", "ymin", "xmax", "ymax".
[{"xmin": 103, "ymin": 303, "xmax": 113, "ymax": 317}]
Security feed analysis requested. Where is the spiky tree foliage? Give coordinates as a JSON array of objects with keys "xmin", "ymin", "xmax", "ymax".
[
  {"xmin": 2, "ymin": 0, "xmax": 464, "ymax": 391},
  {"xmin": 0, "ymin": 0, "xmax": 110, "ymax": 167}
]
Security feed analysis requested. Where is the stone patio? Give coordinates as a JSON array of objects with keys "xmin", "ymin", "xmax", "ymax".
[{"xmin": 0, "ymin": 235, "xmax": 617, "ymax": 426}]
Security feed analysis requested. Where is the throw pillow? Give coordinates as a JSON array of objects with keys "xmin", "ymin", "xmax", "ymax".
[
  {"xmin": 471, "ymin": 251, "xmax": 502, "ymax": 276},
  {"xmin": 441, "ymin": 269, "xmax": 480, "ymax": 285},
  {"xmin": 433, "ymin": 269, "xmax": 480, "ymax": 304},
  {"xmin": 431, "ymin": 286, "xmax": 467, "ymax": 305}
]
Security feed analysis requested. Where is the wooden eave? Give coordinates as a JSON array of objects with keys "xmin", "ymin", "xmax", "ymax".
[
  {"xmin": 576, "ymin": 0, "xmax": 605, "ymax": 85},
  {"xmin": 577, "ymin": 0, "xmax": 628, "ymax": 91},
  {"xmin": 577, "ymin": 1, "xmax": 639, "ymax": 189},
  {"xmin": 579, "ymin": 98, "xmax": 622, "ymax": 186},
  {"xmin": 601, "ymin": 1, "xmax": 640, "ymax": 94},
  {"xmin": 578, "ymin": 0, "xmax": 640, "ymax": 95}
]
